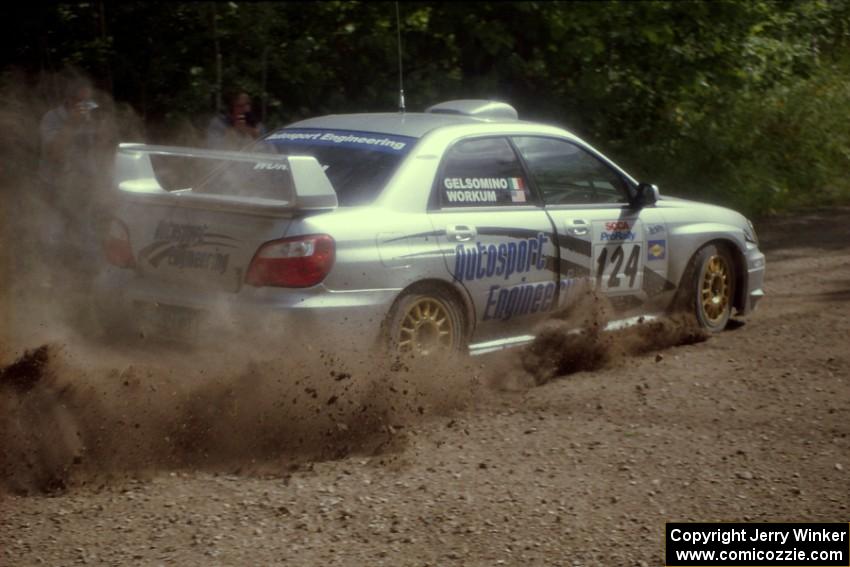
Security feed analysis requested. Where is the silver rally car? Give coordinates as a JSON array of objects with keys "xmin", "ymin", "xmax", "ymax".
[{"xmin": 96, "ymin": 99, "xmax": 765, "ymax": 355}]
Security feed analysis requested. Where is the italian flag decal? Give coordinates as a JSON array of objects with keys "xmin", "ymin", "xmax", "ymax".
[{"xmin": 509, "ymin": 177, "xmax": 527, "ymax": 203}]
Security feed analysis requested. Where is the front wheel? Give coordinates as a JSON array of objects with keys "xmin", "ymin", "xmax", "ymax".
[
  {"xmin": 386, "ymin": 289, "xmax": 466, "ymax": 356},
  {"xmin": 681, "ymin": 244, "xmax": 736, "ymax": 332}
]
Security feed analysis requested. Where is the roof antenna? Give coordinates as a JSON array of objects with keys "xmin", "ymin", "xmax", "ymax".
[{"xmin": 395, "ymin": 1, "xmax": 405, "ymax": 113}]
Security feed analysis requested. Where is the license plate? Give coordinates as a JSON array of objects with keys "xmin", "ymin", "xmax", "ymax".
[{"xmin": 135, "ymin": 302, "xmax": 201, "ymax": 341}]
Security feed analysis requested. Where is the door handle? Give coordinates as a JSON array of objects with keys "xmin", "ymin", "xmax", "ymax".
[
  {"xmin": 566, "ymin": 218, "xmax": 589, "ymax": 236},
  {"xmin": 446, "ymin": 224, "xmax": 477, "ymax": 242}
]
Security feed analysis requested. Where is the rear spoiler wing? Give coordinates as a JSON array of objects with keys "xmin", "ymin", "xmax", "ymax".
[{"xmin": 114, "ymin": 143, "xmax": 338, "ymax": 212}]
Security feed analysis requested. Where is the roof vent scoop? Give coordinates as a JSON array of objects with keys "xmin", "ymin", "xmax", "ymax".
[{"xmin": 425, "ymin": 99, "xmax": 518, "ymax": 121}]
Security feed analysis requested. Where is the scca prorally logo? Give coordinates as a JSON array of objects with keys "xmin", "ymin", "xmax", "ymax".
[
  {"xmin": 600, "ymin": 220, "xmax": 636, "ymax": 242},
  {"xmin": 138, "ymin": 221, "xmax": 240, "ymax": 275}
]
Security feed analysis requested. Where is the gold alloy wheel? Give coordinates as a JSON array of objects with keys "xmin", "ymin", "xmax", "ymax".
[
  {"xmin": 397, "ymin": 297, "xmax": 455, "ymax": 355},
  {"xmin": 700, "ymin": 254, "xmax": 731, "ymax": 325}
]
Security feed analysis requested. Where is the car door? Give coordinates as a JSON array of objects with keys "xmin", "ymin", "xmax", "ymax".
[
  {"xmin": 428, "ymin": 136, "xmax": 559, "ymax": 341},
  {"xmin": 511, "ymin": 136, "xmax": 672, "ymax": 312}
]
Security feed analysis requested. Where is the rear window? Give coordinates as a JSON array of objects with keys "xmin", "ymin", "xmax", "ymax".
[{"xmin": 261, "ymin": 128, "xmax": 416, "ymax": 206}]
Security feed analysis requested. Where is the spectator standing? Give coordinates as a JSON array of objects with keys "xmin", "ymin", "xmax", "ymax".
[
  {"xmin": 39, "ymin": 79, "xmax": 101, "ymax": 201},
  {"xmin": 38, "ymin": 77, "xmax": 113, "ymax": 276},
  {"xmin": 206, "ymin": 90, "xmax": 264, "ymax": 150}
]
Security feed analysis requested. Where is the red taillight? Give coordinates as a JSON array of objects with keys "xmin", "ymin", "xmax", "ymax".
[
  {"xmin": 104, "ymin": 219, "xmax": 135, "ymax": 268},
  {"xmin": 245, "ymin": 234, "xmax": 335, "ymax": 288}
]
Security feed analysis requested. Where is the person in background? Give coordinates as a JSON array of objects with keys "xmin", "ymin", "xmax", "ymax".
[
  {"xmin": 39, "ymin": 78, "xmax": 101, "ymax": 204},
  {"xmin": 38, "ymin": 77, "xmax": 114, "ymax": 287},
  {"xmin": 206, "ymin": 90, "xmax": 264, "ymax": 150}
]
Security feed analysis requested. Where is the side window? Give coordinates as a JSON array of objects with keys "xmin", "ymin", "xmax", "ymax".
[
  {"xmin": 512, "ymin": 137, "xmax": 629, "ymax": 205},
  {"xmin": 438, "ymin": 137, "xmax": 532, "ymax": 207}
]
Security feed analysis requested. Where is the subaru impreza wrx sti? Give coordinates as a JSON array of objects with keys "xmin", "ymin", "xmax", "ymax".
[{"xmin": 95, "ymin": 99, "xmax": 765, "ymax": 355}]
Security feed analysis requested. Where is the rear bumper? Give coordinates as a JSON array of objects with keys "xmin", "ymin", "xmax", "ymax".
[
  {"xmin": 92, "ymin": 267, "xmax": 400, "ymax": 350},
  {"xmin": 739, "ymin": 243, "xmax": 766, "ymax": 315}
]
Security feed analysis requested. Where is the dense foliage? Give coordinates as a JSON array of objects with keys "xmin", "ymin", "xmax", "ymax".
[{"xmin": 5, "ymin": 1, "xmax": 850, "ymax": 215}]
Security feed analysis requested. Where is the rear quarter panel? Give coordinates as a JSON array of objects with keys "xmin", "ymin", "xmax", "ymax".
[{"xmin": 291, "ymin": 207, "xmax": 454, "ymax": 299}]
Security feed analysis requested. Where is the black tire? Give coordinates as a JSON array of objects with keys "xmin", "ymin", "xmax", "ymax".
[
  {"xmin": 386, "ymin": 288, "xmax": 466, "ymax": 356},
  {"xmin": 679, "ymin": 244, "xmax": 736, "ymax": 333}
]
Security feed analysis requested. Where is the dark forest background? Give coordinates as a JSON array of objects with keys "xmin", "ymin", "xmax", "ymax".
[{"xmin": 4, "ymin": 0, "xmax": 850, "ymax": 215}]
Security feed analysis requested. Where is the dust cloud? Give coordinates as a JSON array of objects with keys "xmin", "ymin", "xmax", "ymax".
[
  {"xmin": 0, "ymin": 295, "xmax": 706, "ymax": 496},
  {"xmin": 0, "ymin": 341, "xmax": 483, "ymax": 495},
  {"xmin": 0, "ymin": 68, "xmax": 144, "ymax": 349},
  {"xmin": 485, "ymin": 288, "xmax": 708, "ymax": 390}
]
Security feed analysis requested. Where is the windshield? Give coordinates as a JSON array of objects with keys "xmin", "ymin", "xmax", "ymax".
[{"xmin": 261, "ymin": 128, "xmax": 417, "ymax": 206}]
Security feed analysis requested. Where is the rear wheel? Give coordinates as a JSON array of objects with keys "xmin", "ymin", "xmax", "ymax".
[
  {"xmin": 681, "ymin": 244, "xmax": 736, "ymax": 332},
  {"xmin": 387, "ymin": 289, "xmax": 465, "ymax": 356}
]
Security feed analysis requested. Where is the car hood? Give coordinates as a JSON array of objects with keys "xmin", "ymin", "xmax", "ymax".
[{"xmin": 656, "ymin": 195, "xmax": 750, "ymax": 229}]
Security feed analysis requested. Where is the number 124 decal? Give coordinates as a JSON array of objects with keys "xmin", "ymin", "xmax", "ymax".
[{"xmin": 596, "ymin": 243, "xmax": 642, "ymax": 291}]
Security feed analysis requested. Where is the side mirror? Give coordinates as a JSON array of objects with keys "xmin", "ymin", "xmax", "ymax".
[{"xmin": 633, "ymin": 182, "xmax": 659, "ymax": 208}]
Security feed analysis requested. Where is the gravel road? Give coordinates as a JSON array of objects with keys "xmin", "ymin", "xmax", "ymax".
[{"xmin": 1, "ymin": 208, "xmax": 849, "ymax": 566}]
